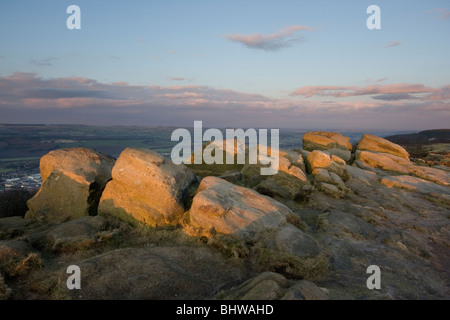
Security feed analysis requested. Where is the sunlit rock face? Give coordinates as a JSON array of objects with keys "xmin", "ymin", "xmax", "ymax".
[
  {"xmin": 188, "ymin": 176, "xmax": 292, "ymax": 238},
  {"xmin": 98, "ymin": 148, "xmax": 198, "ymax": 227},
  {"xmin": 302, "ymin": 131, "xmax": 353, "ymax": 162}
]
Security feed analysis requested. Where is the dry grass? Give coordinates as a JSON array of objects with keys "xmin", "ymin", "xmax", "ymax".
[
  {"xmin": 0, "ymin": 249, "xmax": 42, "ymax": 278},
  {"xmin": 256, "ymin": 247, "xmax": 328, "ymax": 282}
]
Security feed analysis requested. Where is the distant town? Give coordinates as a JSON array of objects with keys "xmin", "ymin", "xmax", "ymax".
[{"xmin": 1, "ymin": 172, "xmax": 42, "ymax": 191}]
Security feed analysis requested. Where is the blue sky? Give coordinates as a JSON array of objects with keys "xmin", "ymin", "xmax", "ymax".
[{"xmin": 0, "ymin": 0, "xmax": 449, "ymax": 129}]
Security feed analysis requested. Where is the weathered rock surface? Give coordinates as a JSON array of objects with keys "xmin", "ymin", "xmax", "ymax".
[
  {"xmin": 306, "ymin": 150, "xmax": 350, "ymax": 181},
  {"xmin": 355, "ymin": 150, "xmax": 411, "ymax": 174},
  {"xmin": 232, "ymin": 147, "xmax": 310, "ymax": 201},
  {"xmin": 241, "ymin": 148, "xmax": 307, "ymax": 182},
  {"xmin": 303, "ymin": 131, "xmax": 352, "ymax": 161},
  {"xmin": 357, "ymin": 134, "xmax": 410, "ymax": 160},
  {"xmin": 188, "ymin": 177, "xmax": 292, "ymax": 238},
  {"xmin": 42, "ymin": 216, "xmax": 111, "ymax": 252},
  {"xmin": 26, "ymin": 148, "xmax": 115, "ymax": 221},
  {"xmin": 0, "ymin": 217, "xmax": 32, "ymax": 240},
  {"xmin": 221, "ymin": 272, "xmax": 287, "ymax": 300},
  {"xmin": 280, "ymin": 280, "xmax": 328, "ymax": 300},
  {"xmin": 306, "ymin": 150, "xmax": 332, "ymax": 172},
  {"xmin": 221, "ymin": 271, "xmax": 327, "ymax": 300},
  {"xmin": 280, "ymin": 149, "xmax": 306, "ymax": 172},
  {"xmin": 318, "ymin": 210, "xmax": 378, "ymax": 240},
  {"xmin": 356, "ymin": 150, "xmax": 450, "ymax": 186},
  {"xmin": 275, "ymin": 224, "xmax": 320, "ymax": 259},
  {"xmin": 303, "ymin": 131, "xmax": 352, "ymax": 151},
  {"xmin": 64, "ymin": 247, "xmax": 242, "ymax": 300},
  {"xmin": 346, "ymin": 165, "xmax": 378, "ymax": 184},
  {"xmin": 381, "ymin": 175, "xmax": 449, "ymax": 197},
  {"xmin": 255, "ymin": 179, "xmax": 291, "ymax": 200},
  {"xmin": 99, "ymin": 148, "xmax": 197, "ymax": 227}
]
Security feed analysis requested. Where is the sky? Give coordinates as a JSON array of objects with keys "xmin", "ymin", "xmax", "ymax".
[{"xmin": 0, "ymin": 0, "xmax": 449, "ymax": 130}]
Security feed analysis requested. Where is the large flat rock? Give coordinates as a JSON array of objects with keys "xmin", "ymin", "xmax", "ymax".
[
  {"xmin": 381, "ymin": 175, "xmax": 450, "ymax": 196},
  {"xmin": 188, "ymin": 177, "xmax": 292, "ymax": 238}
]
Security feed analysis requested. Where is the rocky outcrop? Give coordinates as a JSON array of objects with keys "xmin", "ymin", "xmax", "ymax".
[
  {"xmin": 188, "ymin": 176, "xmax": 292, "ymax": 238},
  {"xmin": 98, "ymin": 148, "xmax": 197, "ymax": 227},
  {"xmin": 241, "ymin": 148, "xmax": 310, "ymax": 200},
  {"xmin": 26, "ymin": 148, "xmax": 115, "ymax": 221},
  {"xmin": 303, "ymin": 131, "xmax": 352, "ymax": 161},
  {"xmin": 355, "ymin": 150, "xmax": 450, "ymax": 186},
  {"xmin": 4, "ymin": 132, "xmax": 450, "ymax": 301},
  {"xmin": 357, "ymin": 134, "xmax": 410, "ymax": 160},
  {"xmin": 353, "ymin": 135, "xmax": 449, "ymax": 186},
  {"xmin": 306, "ymin": 151, "xmax": 350, "ymax": 180},
  {"xmin": 306, "ymin": 151, "xmax": 351, "ymax": 198}
]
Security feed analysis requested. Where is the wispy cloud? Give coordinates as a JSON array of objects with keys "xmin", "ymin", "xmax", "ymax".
[
  {"xmin": 376, "ymin": 77, "xmax": 388, "ymax": 83},
  {"xmin": 384, "ymin": 41, "xmax": 402, "ymax": 48},
  {"xmin": 426, "ymin": 8, "xmax": 450, "ymax": 20},
  {"xmin": 136, "ymin": 37, "xmax": 151, "ymax": 45},
  {"xmin": 167, "ymin": 76, "xmax": 196, "ymax": 82},
  {"xmin": 225, "ymin": 25, "xmax": 315, "ymax": 51},
  {"xmin": 291, "ymin": 84, "xmax": 436, "ymax": 98},
  {"xmin": 149, "ymin": 56, "xmax": 162, "ymax": 61},
  {"xmin": 30, "ymin": 58, "xmax": 56, "ymax": 67},
  {"xmin": 372, "ymin": 93, "xmax": 418, "ymax": 101}
]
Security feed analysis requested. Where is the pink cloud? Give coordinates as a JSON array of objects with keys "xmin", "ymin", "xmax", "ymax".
[
  {"xmin": 384, "ymin": 41, "xmax": 403, "ymax": 48},
  {"xmin": 226, "ymin": 25, "xmax": 315, "ymax": 51},
  {"xmin": 168, "ymin": 77, "xmax": 186, "ymax": 81},
  {"xmin": 427, "ymin": 8, "xmax": 450, "ymax": 20}
]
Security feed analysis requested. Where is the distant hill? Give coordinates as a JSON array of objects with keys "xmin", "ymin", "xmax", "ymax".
[{"xmin": 385, "ymin": 129, "xmax": 450, "ymax": 146}]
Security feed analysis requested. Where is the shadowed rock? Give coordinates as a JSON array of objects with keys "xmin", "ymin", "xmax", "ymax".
[
  {"xmin": 275, "ymin": 224, "xmax": 320, "ymax": 259},
  {"xmin": 280, "ymin": 280, "xmax": 328, "ymax": 300},
  {"xmin": 26, "ymin": 148, "xmax": 115, "ymax": 221},
  {"xmin": 221, "ymin": 271, "xmax": 328, "ymax": 300},
  {"xmin": 63, "ymin": 246, "xmax": 242, "ymax": 300}
]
